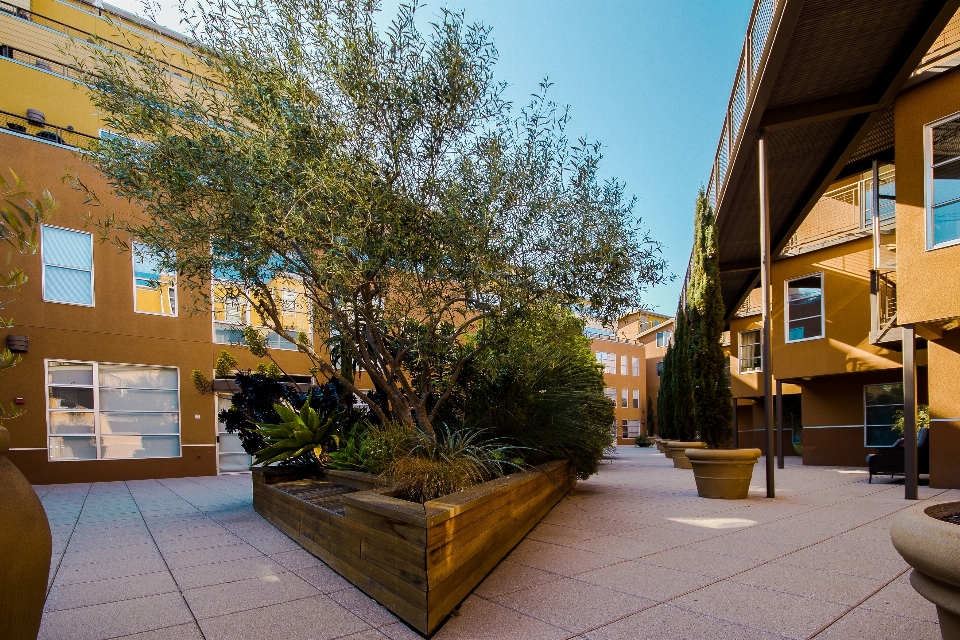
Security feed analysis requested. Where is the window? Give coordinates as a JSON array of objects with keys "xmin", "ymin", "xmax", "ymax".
[
  {"xmin": 620, "ymin": 355, "xmax": 628, "ymax": 375},
  {"xmin": 621, "ymin": 388, "xmax": 628, "ymax": 408},
  {"xmin": 41, "ymin": 225, "xmax": 93, "ymax": 306},
  {"xmin": 864, "ymin": 383, "xmax": 904, "ymax": 447},
  {"xmin": 623, "ymin": 420, "xmax": 640, "ymax": 438},
  {"xmin": 656, "ymin": 361, "xmax": 663, "ymax": 377},
  {"xmin": 596, "ymin": 352, "xmax": 616, "ymax": 374},
  {"xmin": 133, "ymin": 243, "xmax": 176, "ymax": 316},
  {"xmin": 212, "ymin": 279, "xmax": 310, "ymax": 350},
  {"xmin": 47, "ymin": 360, "xmax": 180, "ymax": 460},
  {"xmin": 656, "ymin": 331, "xmax": 671, "ymax": 348},
  {"xmin": 632, "ymin": 389, "xmax": 640, "ymax": 409},
  {"xmin": 926, "ymin": 114, "xmax": 960, "ymax": 247},
  {"xmin": 739, "ymin": 330, "xmax": 762, "ymax": 373},
  {"xmin": 632, "ymin": 356, "xmax": 640, "ymax": 376},
  {"xmin": 785, "ymin": 273, "xmax": 823, "ymax": 342},
  {"xmin": 603, "ymin": 387, "xmax": 616, "ymax": 404}
]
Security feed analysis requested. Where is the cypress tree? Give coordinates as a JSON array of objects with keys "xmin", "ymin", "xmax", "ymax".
[
  {"xmin": 688, "ymin": 190, "xmax": 733, "ymax": 448},
  {"xmin": 672, "ymin": 299, "xmax": 696, "ymax": 441},
  {"xmin": 657, "ymin": 340, "xmax": 674, "ymax": 439}
]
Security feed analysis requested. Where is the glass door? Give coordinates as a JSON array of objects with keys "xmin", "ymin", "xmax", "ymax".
[{"xmin": 216, "ymin": 393, "xmax": 252, "ymax": 472}]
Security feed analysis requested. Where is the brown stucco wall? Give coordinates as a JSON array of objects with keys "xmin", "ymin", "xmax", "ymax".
[
  {"xmin": 895, "ymin": 69, "xmax": 960, "ymax": 326},
  {"xmin": 928, "ymin": 328, "xmax": 960, "ymax": 488},
  {"xmin": 590, "ymin": 338, "xmax": 647, "ymax": 443},
  {"xmin": 799, "ymin": 369, "xmax": 927, "ymax": 467}
]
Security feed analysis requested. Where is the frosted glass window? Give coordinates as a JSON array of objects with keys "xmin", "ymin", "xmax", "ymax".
[
  {"xmin": 46, "ymin": 360, "xmax": 180, "ymax": 461},
  {"xmin": 41, "ymin": 225, "xmax": 93, "ymax": 305},
  {"xmin": 133, "ymin": 243, "xmax": 177, "ymax": 316}
]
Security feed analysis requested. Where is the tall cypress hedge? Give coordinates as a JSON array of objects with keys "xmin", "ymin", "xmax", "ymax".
[
  {"xmin": 657, "ymin": 338, "xmax": 674, "ymax": 439},
  {"xmin": 672, "ymin": 300, "xmax": 696, "ymax": 441},
  {"xmin": 687, "ymin": 190, "xmax": 733, "ymax": 448}
]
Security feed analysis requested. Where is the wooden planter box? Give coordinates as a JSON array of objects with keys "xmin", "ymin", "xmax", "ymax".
[{"xmin": 252, "ymin": 460, "xmax": 576, "ymax": 636}]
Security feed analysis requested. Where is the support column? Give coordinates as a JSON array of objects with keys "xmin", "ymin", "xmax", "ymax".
[
  {"xmin": 870, "ymin": 160, "xmax": 880, "ymax": 333},
  {"xmin": 903, "ymin": 323, "xmax": 919, "ymax": 500},
  {"xmin": 776, "ymin": 378, "xmax": 784, "ymax": 469},
  {"xmin": 759, "ymin": 131, "xmax": 775, "ymax": 498},
  {"xmin": 732, "ymin": 397, "xmax": 739, "ymax": 449}
]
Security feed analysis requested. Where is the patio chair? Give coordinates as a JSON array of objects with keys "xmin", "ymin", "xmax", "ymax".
[{"xmin": 866, "ymin": 427, "xmax": 929, "ymax": 483}]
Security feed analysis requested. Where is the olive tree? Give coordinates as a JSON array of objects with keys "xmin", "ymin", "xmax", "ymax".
[{"xmin": 73, "ymin": 0, "xmax": 667, "ymax": 437}]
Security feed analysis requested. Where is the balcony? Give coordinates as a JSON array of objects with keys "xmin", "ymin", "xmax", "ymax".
[{"xmin": 1, "ymin": 109, "xmax": 97, "ymax": 148}]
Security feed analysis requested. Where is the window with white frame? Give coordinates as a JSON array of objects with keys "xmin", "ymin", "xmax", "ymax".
[
  {"xmin": 739, "ymin": 329, "xmax": 762, "ymax": 372},
  {"xmin": 133, "ymin": 243, "xmax": 176, "ymax": 316},
  {"xmin": 603, "ymin": 387, "xmax": 616, "ymax": 404},
  {"xmin": 41, "ymin": 225, "xmax": 93, "ymax": 306},
  {"xmin": 926, "ymin": 115, "xmax": 960, "ymax": 247},
  {"xmin": 621, "ymin": 388, "xmax": 628, "ymax": 408},
  {"xmin": 864, "ymin": 383, "xmax": 904, "ymax": 448},
  {"xmin": 212, "ymin": 281, "xmax": 310, "ymax": 350},
  {"xmin": 620, "ymin": 355, "xmax": 628, "ymax": 375},
  {"xmin": 656, "ymin": 361, "xmax": 663, "ymax": 377},
  {"xmin": 785, "ymin": 274, "xmax": 824, "ymax": 342},
  {"xmin": 632, "ymin": 389, "xmax": 640, "ymax": 409},
  {"xmin": 47, "ymin": 361, "xmax": 180, "ymax": 461},
  {"xmin": 632, "ymin": 356, "xmax": 640, "ymax": 376},
  {"xmin": 656, "ymin": 331, "xmax": 671, "ymax": 348}
]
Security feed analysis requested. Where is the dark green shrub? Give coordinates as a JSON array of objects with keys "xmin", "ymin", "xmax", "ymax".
[{"xmin": 453, "ymin": 306, "xmax": 615, "ymax": 480}]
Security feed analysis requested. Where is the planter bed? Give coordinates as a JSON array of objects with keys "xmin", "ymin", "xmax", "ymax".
[{"xmin": 252, "ymin": 460, "xmax": 576, "ymax": 636}]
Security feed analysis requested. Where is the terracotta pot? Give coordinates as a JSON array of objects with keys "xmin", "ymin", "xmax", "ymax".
[
  {"xmin": 0, "ymin": 426, "xmax": 52, "ymax": 640},
  {"xmin": 686, "ymin": 448, "xmax": 762, "ymax": 499},
  {"xmin": 660, "ymin": 440, "xmax": 677, "ymax": 456},
  {"xmin": 667, "ymin": 441, "xmax": 706, "ymax": 469},
  {"xmin": 891, "ymin": 501, "xmax": 960, "ymax": 640}
]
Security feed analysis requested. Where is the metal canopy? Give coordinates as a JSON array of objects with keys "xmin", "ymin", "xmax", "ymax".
[{"xmin": 709, "ymin": 0, "xmax": 960, "ymax": 319}]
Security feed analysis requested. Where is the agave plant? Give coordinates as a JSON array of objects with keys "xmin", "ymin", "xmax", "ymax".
[{"xmin": 252, "ymin": 393, "xmax": 339, "ymax": 466}]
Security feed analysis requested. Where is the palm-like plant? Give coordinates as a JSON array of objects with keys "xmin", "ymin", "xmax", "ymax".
[{"xmin": 252, "ymin": 394, "xmax": 340, "ymax": 466}]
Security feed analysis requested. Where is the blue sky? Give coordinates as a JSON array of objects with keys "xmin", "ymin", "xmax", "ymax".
[{"xmin": 111, "ymin": 0, "xmax": 753, "ymax": 314}]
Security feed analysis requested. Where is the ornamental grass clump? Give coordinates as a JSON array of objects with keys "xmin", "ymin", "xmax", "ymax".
[{"xmin": 365, "ymin": 423, "xmax": 521, "ymax": 503}]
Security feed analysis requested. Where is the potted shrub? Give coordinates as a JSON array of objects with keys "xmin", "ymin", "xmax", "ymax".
[
  {"xmin": 683, "ymin": 191, "xmax": 761, "ymax": 497},
  {"xmin": 667, "ymin": 441, "xmax": 706, "ymax": 469},
  {"xmin": 891, "ymin": 501, "xmax": 960, "ymax": 640},
  {"xmin": 634, "ymin": 435, "xmax": 652, "ymax": 448}
]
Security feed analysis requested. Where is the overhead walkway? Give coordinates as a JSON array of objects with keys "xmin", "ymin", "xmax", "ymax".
[{"xmin": 704, "ymin": 0, "xmax": 960, "ymax": 318}]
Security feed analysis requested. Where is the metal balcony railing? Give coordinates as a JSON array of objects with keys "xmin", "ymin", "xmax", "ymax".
[
  {"xmin": 0, "ymin": 45, "xmax": 82, "ymax": 80},
  {"xmin": 1, "ymin": 110, "xmax": 98, "ymax": 148},
  {"xmin": 0, "ymin": 0, "xmax": 195, "ymax": 80},
  {"xmin": 877, "ymin": 271, "xmax": 897, "ymax": 330},
  {"xmin": 705, "ymin": 0, "xmax": 780, "ymax": 210}
]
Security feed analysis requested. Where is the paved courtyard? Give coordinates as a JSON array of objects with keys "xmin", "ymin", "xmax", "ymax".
[{"xmin": 36, "ymin": 447, "xmax": 958, "ymax": 640}]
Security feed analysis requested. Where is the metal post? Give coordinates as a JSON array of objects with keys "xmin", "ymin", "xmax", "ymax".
[
  {"xmin": 733, "ymin": 397, "xmax": 739, "ymax": 449},
  {"xmin": 870, "ymin": 159, "xmax": 880, "ymax": 333},
  {"xmin": 759, "ymin": 131, "xmax": 775, "ymax": 498},
  {"xmin": 776, "ymin": 379, "xmax": 784, "ymax": 469},
  {"xmin": 903, "ymin": 323, "xmax": 919, "ymax": 500}
]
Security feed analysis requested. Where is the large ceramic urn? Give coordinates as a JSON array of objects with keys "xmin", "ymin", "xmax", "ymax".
[
  {"xmin": 667, "ymin": 441, "xmax": 706, "ymax": 469},
  {"xmin": 891, "ymin": 501, "xmax": 960, "ymax": 640},
  {"xmin": 686, "ymin": 448, "xmax": 762, "ymax": 499},
  {"xmin": 0, "ymin": 426, "xmax": 52, "ymax": 640}
]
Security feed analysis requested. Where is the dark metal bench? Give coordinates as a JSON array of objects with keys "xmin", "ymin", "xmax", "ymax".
[{"xmin": 866, "ymin": 427, "xmax": 929, "ymax": 483}]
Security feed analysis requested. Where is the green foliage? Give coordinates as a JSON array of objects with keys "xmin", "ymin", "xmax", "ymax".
[
  {"xmin": 74, "ymin": 0, "xmax": 667, "ymax": 438},
  {"xmin": 893, "ymin": 404, "xmax": 930, "ymax": 435},
  {"xmin": 381, "ymin": 425, "xmax": 520, "ymax": 503},
  {"xmin": 251, "ymin": 393, "xmax": 339, "ymax": 466},
  {"xmin": 672, "ymin": 301, "xmax": 695, "ymax": 441},
  {"xmin": 326, "ymin": 423, "xmax": 369, "ymax": 471},
  {"xmin": 657, "ymin": 339, "xmax": 674, "ymax": 440},
  {"xmin": 453, "ymin": 306, "xmax": 615, "ymax": 480},
  {"xmin": 634, "ymin": 435, "xmax": 651, "ymax": 447},
  {"xmin": 191, "ymin": 370, "xmax": 213, "ymax": 395},
  {"xmin": 243, "ymin": 327, "xmax": 268, "ymax": 359},
  {"xmin": 687, "ymin": 190, "xmax": 732, "ymax": 448},
  {"xmin": 214, "ymin": 350, "xmax": 238, "ymax": 378}
]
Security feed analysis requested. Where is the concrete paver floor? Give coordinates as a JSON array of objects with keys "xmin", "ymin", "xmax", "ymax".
[{"xmin": 35, "ymin": 447, "xmax": 960, "ymax": 640}]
